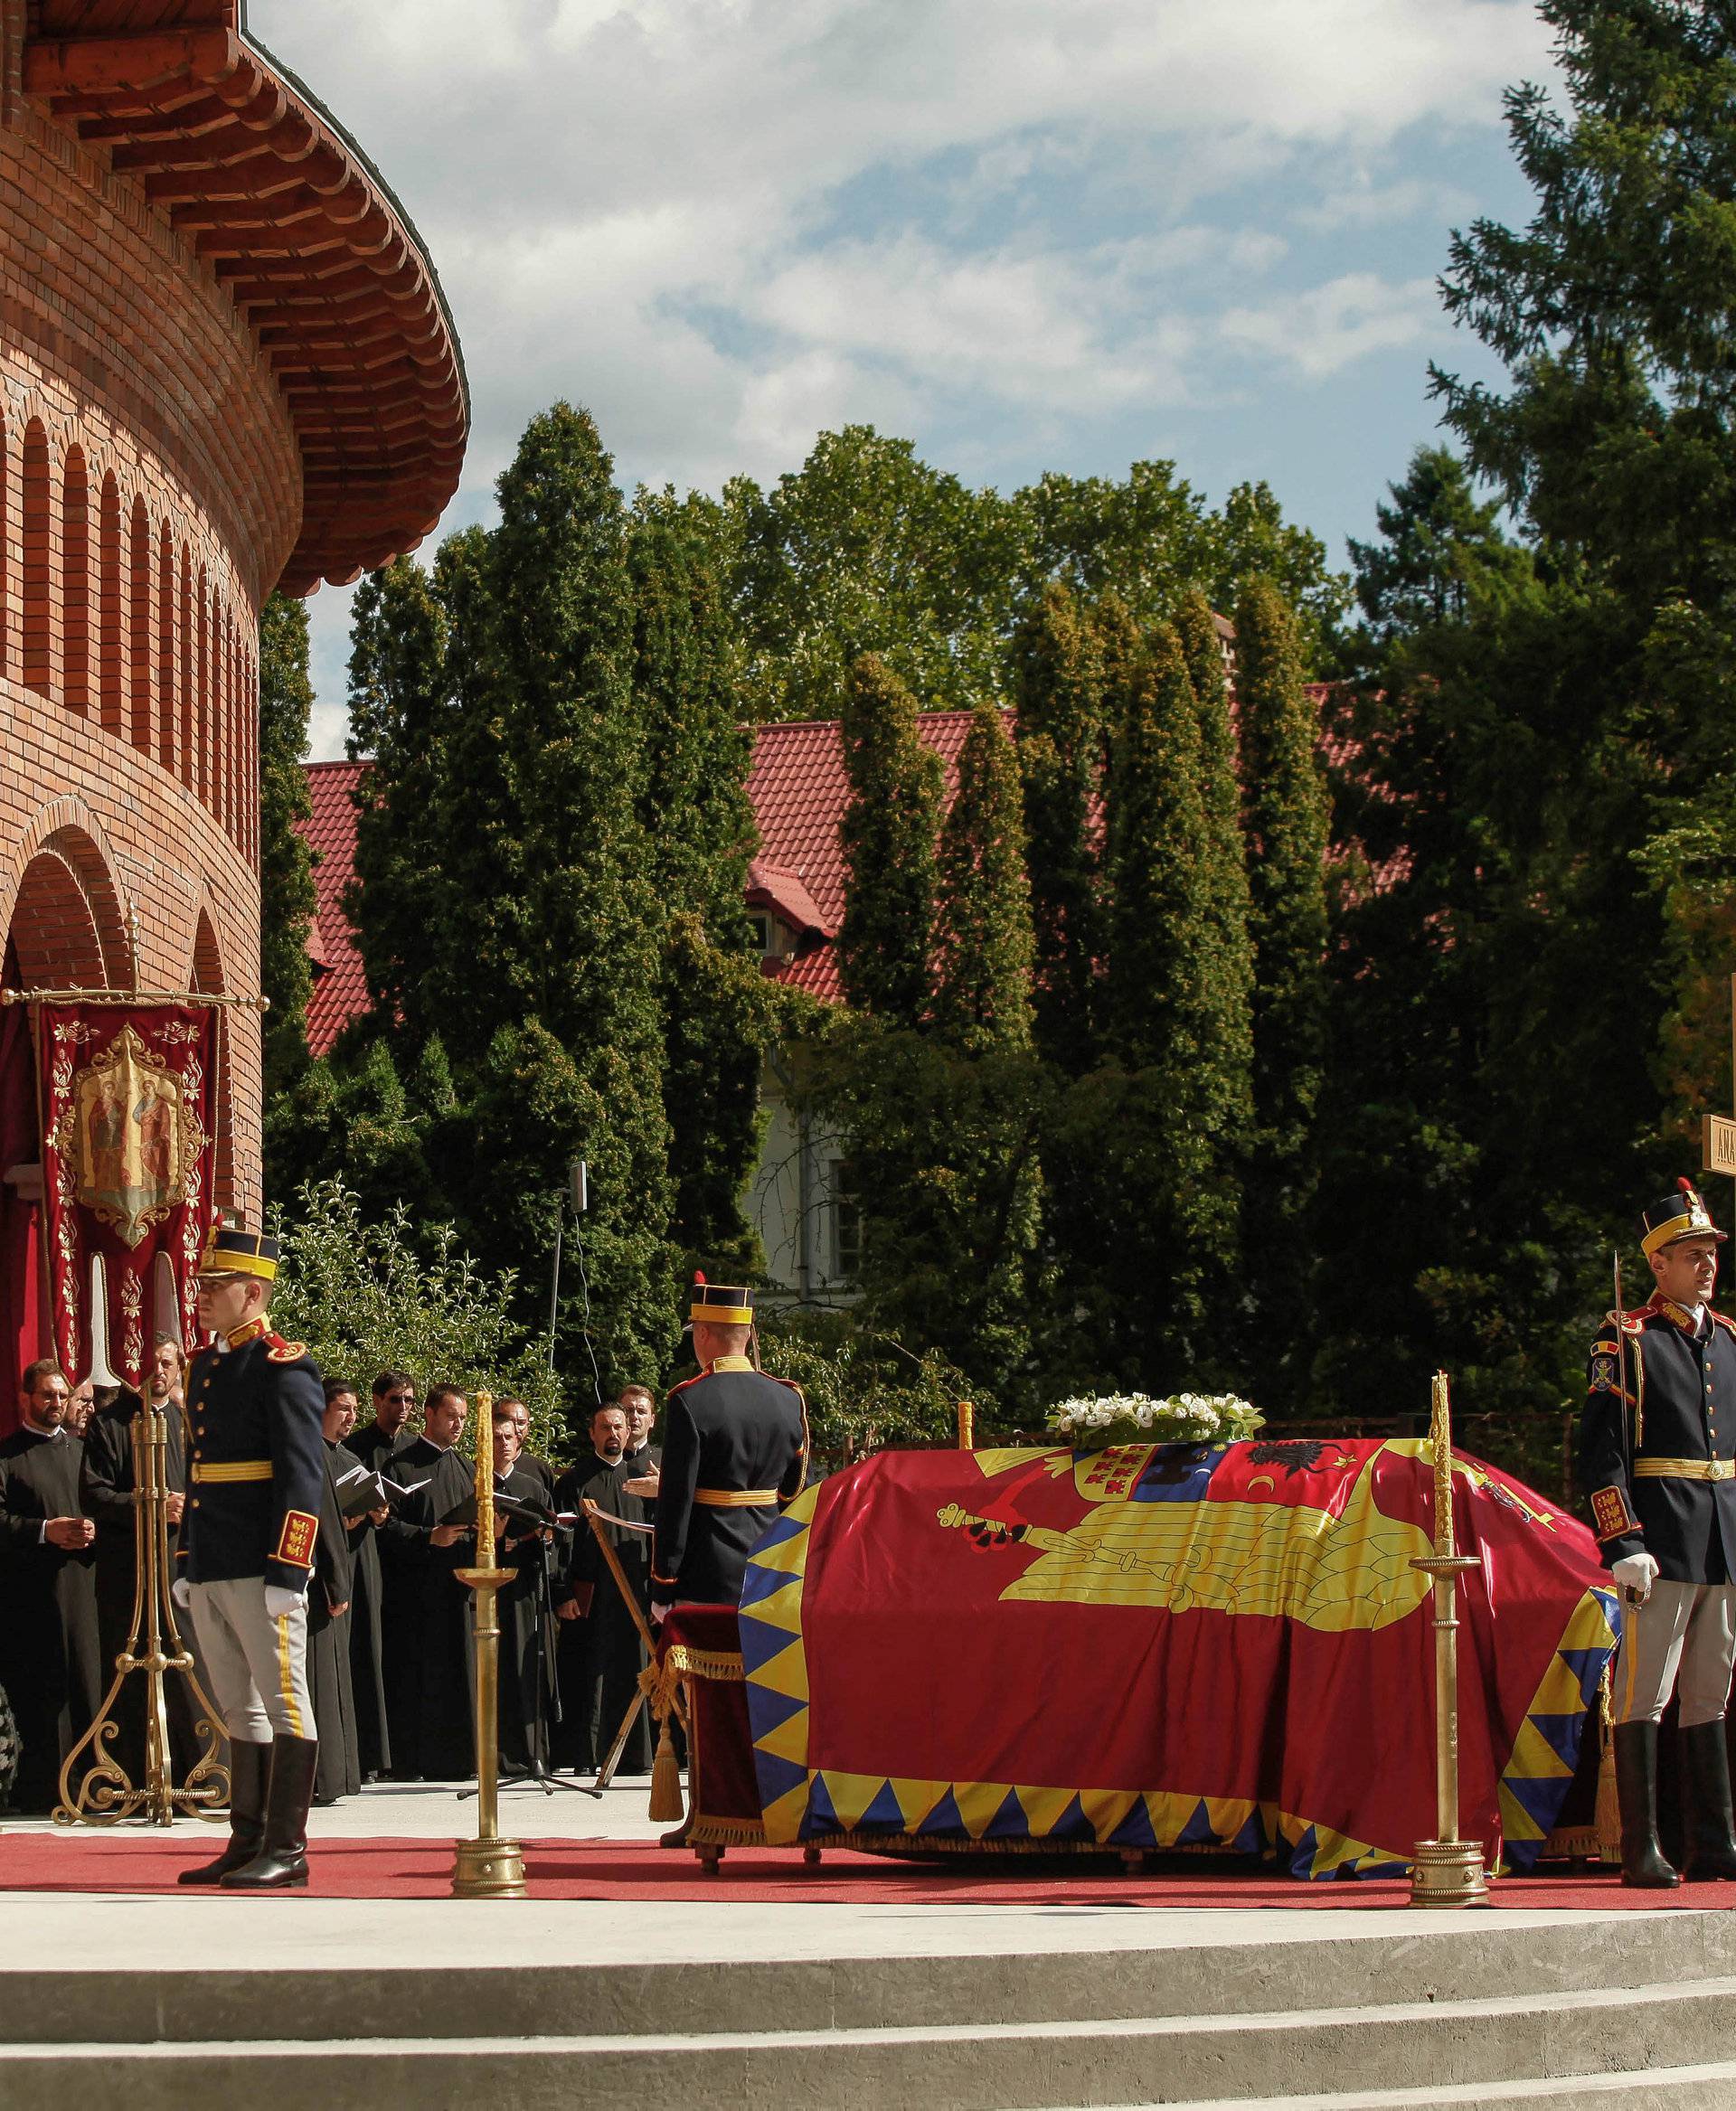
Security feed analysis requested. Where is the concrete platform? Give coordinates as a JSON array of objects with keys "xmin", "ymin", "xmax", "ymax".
[{"xmin": 2, "ymin": 1779, "xmax": 1733, "ymax": 2109}]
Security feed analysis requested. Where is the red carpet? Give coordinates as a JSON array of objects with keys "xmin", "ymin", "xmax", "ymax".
[{"xmin": 0, "ymin": 1832, "xmax": 1728, "ymax": 1907}]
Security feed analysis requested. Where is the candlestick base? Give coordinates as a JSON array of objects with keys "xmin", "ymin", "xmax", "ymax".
[
  {"xmin": 1409, "ymin": 1839, "xmax": 1489, "ymax": 1908},
  {"xmin": 450, "ymin": 1835, "xmax": 526, "ymax": 1899}
]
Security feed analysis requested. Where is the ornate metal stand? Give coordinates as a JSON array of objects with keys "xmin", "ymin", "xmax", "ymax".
[
  {"xmin": 54, "ymin": 1404, "xmax": 228, "ymax": 1825},
  {"xmin": 1408, "ymin": 1370, "xmax": 1489, "ymax": 1907},
  {"xmin": 451, "ymin": 1390, "xmax": 526, "ymax": 1899}
]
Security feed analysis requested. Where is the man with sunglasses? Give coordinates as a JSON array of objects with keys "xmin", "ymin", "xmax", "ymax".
[
  {"xmin": 1581, "ymin": 1180, "xmax": 1736, "ymax": 1887},
  {"xmin": 347, "ymin": 1371, "xmax": 417, "ymax": 1470}
]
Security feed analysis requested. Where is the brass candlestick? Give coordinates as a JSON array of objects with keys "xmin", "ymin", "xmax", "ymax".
[
  {"xmin": 1408, "ymin": 1370, "xmax": 1489, "ymax": 1907},
  {"xmin": 55, "ymin": 1402, "xmax": 228, "ymax": 1825},
  {"xmin": 450, "ymin": 1390, "xmax": 525, "ymax": 1899}
]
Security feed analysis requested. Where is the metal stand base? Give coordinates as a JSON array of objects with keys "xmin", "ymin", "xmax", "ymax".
[
  {"xmin": 450, "ymin": 1834, "xmax": 527, "ymax": 1899},
  {"xmin": 1409, "ymin": 1839, "xmax": 1490, "ymax": 1907}
]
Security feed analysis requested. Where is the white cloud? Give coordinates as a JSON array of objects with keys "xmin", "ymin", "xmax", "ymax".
[
  {"xmin": 1218, "ymin": 272, "xmax": 1443, "ymax": 382},
  {"xmin": 247, "ymin": 0, "xmax": 1552, "ymax": 752}
]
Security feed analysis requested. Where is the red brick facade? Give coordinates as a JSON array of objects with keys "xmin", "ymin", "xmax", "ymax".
[{"xmin": 0, "ymin": 0, "xmax": 465, "ymax": 1381}]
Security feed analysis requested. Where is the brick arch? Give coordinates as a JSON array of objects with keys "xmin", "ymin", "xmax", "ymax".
[
  {"xmin": 1, "ymin": 810, "xmax": 132, "ymax": 993},
  {"xmin": 187, "ymin": 904, "xmax": 234, "ymax": 1211}
]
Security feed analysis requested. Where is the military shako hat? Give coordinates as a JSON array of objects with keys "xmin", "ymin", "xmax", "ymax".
[
  {"xmin": 1640, "ymin": 1178, "xmax": 1728, "ymax": 1258},
  {"xmin": 687, "ymin": 1272, "xmax": 754, "ymax": 1327},
  {"xmin": 197, "ymin": 1223, "xmax": 280, "ymax": 1281}
]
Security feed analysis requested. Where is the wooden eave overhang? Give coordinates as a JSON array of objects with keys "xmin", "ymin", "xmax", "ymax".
[{"xmin": 23, "ymin": 3, "xmax": 468, "ymax": 596}]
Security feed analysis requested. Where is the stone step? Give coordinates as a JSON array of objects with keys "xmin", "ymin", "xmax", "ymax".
[
  {"xmin": 1133, "ymin": 2057, "xmax": 1736, "ymax": 2110},
  {"xmin": 2, "ymin": 1912, "xmax": 1732, "ymax": 2046},
  {"xmin": 4, "ymin": 1977, "xmax": 1736, "ymax": 2110}
]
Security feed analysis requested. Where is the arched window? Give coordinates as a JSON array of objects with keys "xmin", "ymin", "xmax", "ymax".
[
  {"xmin": 22, "ymin": 418, "xmax": 51, "ymax": 698},
  {"xmin": 178, "ymin": 543, "xmax": 193, "ymax": 789},
  {"xmin": 99, "ymin": 471, "xmax": 121, "ymax": 736},
  {"xmin": 195, "ymin": 564, "xmax": 209, "ymax": 809},
  {"xmin": 157, "ymin": 521, "xmax": 176, "ymax": 774},
  {"xmin": 130, "ymin": 495, "xmax": 152, "ymax": 754},
  {"xmin": 62, "ymin": 445, "xmax": 89, "ymax": 716}
]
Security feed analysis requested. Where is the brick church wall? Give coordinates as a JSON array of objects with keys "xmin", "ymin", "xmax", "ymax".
[{"xmin": 0, "ymin": 0, "xmax": 309, "ymax": 1219}]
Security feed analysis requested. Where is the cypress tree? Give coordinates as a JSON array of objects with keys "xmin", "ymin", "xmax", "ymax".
[
  {"xmin": 1236, "ymin": 577, "xmax": 1329, "ymax": 1391},
  {"xmin": 932, "ymin": 701, "xmax": 1035, "ymax": 1054},
  {"xmin": 629, "ymin": 487, "xmax": 774, "ymax": 1273},
  {"xmin": 835, "ymin": 652, "xmax": 941, "ymax": 1027},
  {"xmin": 479, "ymin": 403, "xmax": 676, "ymax": 1382},
  {"xmin": 344, "ymin": 556, "xmax": 450, "ymax": 1047},
  {"xmin": 1009, "ymin": 581, "xmax": 1105, "ymax": 1073},
  {"xmin": 257, "ymin": 593, "xmax": 317, "ymax": 1107},
  {"xmin": 1174, "ymin": 587, "xmax": 1256, "ymax": 1147}
]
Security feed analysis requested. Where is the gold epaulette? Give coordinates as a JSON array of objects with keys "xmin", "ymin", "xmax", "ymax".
[{"xmin": 265, "ymin": 1334, "xmax": 308, "ymax": 1363}]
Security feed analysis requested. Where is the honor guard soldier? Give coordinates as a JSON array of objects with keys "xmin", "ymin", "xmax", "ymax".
[
  {"xmin": 1580, "ymin": 1180, "xmax": 1736, "ymax": 1887},
  {"xmin": 171, "ymin": 1226, "xmax": 326, "ymax": 1890},
  {"xmin": 650, "ymin": 1277, "xmax": 808, "ymax": 1612}
]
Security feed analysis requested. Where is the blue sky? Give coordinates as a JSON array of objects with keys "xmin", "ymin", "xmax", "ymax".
[{"xmin": 248, "ymin": 0, "xmax": 1554, "ymax": 759}]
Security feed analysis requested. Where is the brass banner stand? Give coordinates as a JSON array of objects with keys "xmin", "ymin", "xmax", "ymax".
[
  {"xmin": 451, "ymin": 1390, "xmax": 526, "ymax": 1899},
  {"xmin": 1408, "ymin": 1370, "xmax": 1490, "ymax": 1907},
  {"xmin": 54, "ymin": 1404, "xmax": 228, "ymax": 1824}
]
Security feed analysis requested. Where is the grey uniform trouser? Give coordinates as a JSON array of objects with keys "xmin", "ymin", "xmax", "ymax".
[
  {"xmin": 187, "ymin": 1577, "xmax": 313, "ymax": 1744},
  {"xmin": 1615, "ymin": 1579, "xmax": 1736, "ymax": 1727}
]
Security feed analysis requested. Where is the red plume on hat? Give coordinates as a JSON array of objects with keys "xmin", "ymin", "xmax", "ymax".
[
  {"xmin": 1680, "ymin": 1177, "xmax": 1697, "ymax": 1195},
  {"xmin": 693, "ymin": 1269, "xmax": 706, "ymax": 1285}
]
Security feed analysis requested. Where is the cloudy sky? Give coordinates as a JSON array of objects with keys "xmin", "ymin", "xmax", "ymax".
[{"xmin": 246, "ymin": 0, "xmax": 1554, "ymax": 759}]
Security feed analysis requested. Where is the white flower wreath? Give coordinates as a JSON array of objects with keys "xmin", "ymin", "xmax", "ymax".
[{"xmin": 1045, "ymin": 1390, "xmax": 1265, "ymax": 1451}]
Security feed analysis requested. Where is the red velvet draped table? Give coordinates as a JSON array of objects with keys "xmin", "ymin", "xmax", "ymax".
[{"xmin": 656, "ymin": 1606, "xmax": 766, "ymax": 1869}]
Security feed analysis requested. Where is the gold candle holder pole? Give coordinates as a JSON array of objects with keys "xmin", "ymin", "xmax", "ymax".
[
  {"xmin": 1408, "ymin": 1370, "xmax": 1489, "ymax": 1908},
  {"xmin": 55, "ymin": 1401, "xmax": 228, "ymax": 1826},
  {"xmin": 957, "ymin": 1399, "xmax": 974, "ymax": 1451},
  {"xmin": 450, "ymin": 1389, "xmax": 525, "ymax": 1899}
]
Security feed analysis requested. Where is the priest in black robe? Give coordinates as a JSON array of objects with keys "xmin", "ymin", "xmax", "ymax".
[
  {"xmin": 79, "ymin": 1337, "xmax": 212, "ymax": 1783},
  {"xmin": 309, "ymin": 1396, "xmax": 360, "ymax": 1805},
  {"xmin": 621, "ymin": 1383, "xmax": 662, "ymax": 1479},
  {"xmin": 377, "ymin": 1384, "xmax": 475, "ymax": 1779},
  {"xmin": 552, "ymin": 1403, "xmax": 651, "ymax": 1774},
  {"xmin": 0, "ymin": 1361, "xmax": 101, "ymax": 1813},
  {"xmin": 345, "ymin": 1370, "xmax": 417, "ymax": 1470},
  {"xmin": 322, "ymin": 1378, "xmax": 392, "ymax": 1782},
  {"xmin": 468, "ymin": 1404, "xmax": 555, "ymax": 1775},
  {"xmin": 500, "ymin": 1395, "xmax": 556, "ymax": 1507}
]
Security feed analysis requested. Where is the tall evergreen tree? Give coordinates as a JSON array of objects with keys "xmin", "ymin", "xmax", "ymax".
[
  {"xmin": 476, "ymin": 404, "xmax": 675, "ymax": 1381},
  {"xmin": 835, "ymin": 653, "xmax": 942, "ymax": 1027},
  {"xmin": 258, "ymin": 592, "xmax": 317, "ymax": 1117},
  {"xmin": 1346, "ymin": 448, "xmax": 1533, "ymax": 645},
  {"xmin": 1236, "ymin": 578, "xmax": 1329, "ymax": 1398},
  {"xmin": 344, "ymin": 556, "xmax": 450, "ymax": 1047},
  {"xmin": 629, "ymin": 486, "xmax": 774, "ymax": 1274},
  {"xmin": 932, "ymin": 700, "xmax": 1035, "ymax": 1055},
  {"xmin": 1175, "ymin": 587, "xmax": 1256, "ymax": 1148},
  {"xmin": 1009, "ymin": 581, "xmax": 1105, "ymax": 1073}
]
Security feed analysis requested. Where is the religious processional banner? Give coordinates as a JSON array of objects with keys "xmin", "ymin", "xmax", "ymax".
[
  {"xmin": 36, "ymin": 1002, "xmax": 217, "ymax": 1388},
  {"xmin": 741, "ymin": 1437, "xmax": 1618, "ymax": 1877}
]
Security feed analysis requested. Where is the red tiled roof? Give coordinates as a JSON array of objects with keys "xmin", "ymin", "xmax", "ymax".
[
  {"xmin": 299, "ymin": 684, "xmax": 1400, "ymax": 1050},
  {"xmin": 300, "ymin": 759, "xmax": 368, "ymax": 1057},
  {"xmin": 746, "ymin": 711, "xmax": 983, "ymax": 1003}
]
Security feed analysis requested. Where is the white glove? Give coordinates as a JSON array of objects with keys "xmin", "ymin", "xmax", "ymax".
[
  {"xmin": 1612, "ymin": 1552, "xmax": 1659, "ymax": 1603},
  {"xmin": 264, "ymin": 1583, "xmax": 306, "ymax": 1619},
  {"xmin": 171, "ymin": 1575, "xmax": 192, "ymax": 1611}
]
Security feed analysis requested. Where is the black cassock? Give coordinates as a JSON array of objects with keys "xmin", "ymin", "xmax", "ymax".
[
  {"xmin": 552, "ymin": 1453, "xmax": 652, "ymax": 1774},
  {"xmin": 494, "ymin": 1463, "xmax": 559, "ymax": 1772},
  {"xmin": 331, "ymin": 1447, "xmax": 392, "ymax": 1780},
  {"xmin": 309, "ymin": 1442, "xmax": 360, "ymax": 1804},
  {"xmin": 79, "ymin": 1392, "xmax": 212, "ymax": 1783},
  {"xmin": 378, "ymin": 1439, "xmax": 475, "ymax": 1779},
  {"xmin": 344, "ymin": 1418, "xmax": 405, "ymax": 1473},
  {"xmin": 0, "ymin": 1428, "xmax": 101, "ymax": 1813}
]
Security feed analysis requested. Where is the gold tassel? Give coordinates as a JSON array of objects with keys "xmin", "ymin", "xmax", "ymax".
[{"xmin": 648, "ymin": 1712, "xmax": 684, "ymax": 1824}]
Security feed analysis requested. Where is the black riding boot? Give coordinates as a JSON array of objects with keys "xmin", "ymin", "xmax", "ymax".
[
  {"xmin": 221, "ymin": 1736, "xmax": 318, "ymax": 1890},
  {"xmin": 1614, "ymin": 1720, "xmax": 1680, "ymax": 1888},
  {"xmin": 177, "ymin": 1737, "xmax": 269, "ymax": 1887},
  {"xmin": 1682, "ymin": 1720, "xmax": 1736, "ymax": 1880}
]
